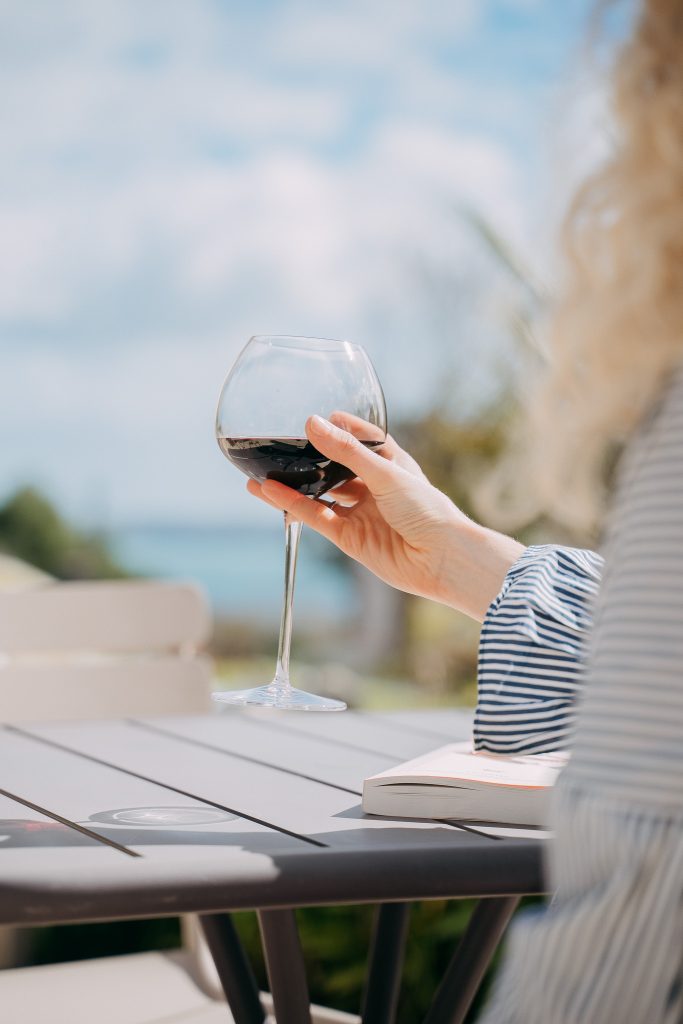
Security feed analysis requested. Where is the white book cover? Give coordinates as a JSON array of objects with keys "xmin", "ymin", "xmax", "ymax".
[{"xmin": 362, "ymin": 742, "xmax": 568, "ymax": 826}]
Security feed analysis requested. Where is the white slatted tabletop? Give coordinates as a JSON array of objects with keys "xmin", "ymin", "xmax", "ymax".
[{"xmin": 0, "ymin": 709, "xmax": 546, "ymax": 927}]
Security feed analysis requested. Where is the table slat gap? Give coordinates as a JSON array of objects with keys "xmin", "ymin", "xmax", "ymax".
[
  {"xmin": 442, "ymin": 820, "xmax": 503, "ymax": 841},
  {"xmin": 220, "ymin": 713, "xmax": 407, "ymax": 759},
  {"xmin": 129, "ymin": 718, "xmax": 363, "ymax": 797},
  {"xmin": 0, "ymin": 785, "xmax": 140, "ymax": 858},
  {"xmin": 9, "ymin": 723, "xmax": 328, "ymax": 850},
  {"xmin": 133, "ymin": 720, "xmax": 500, "ymax": 843}
]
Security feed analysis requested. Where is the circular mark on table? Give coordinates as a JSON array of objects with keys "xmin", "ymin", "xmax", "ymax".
[{"xmin": 89, "ymin": 806, "xmax": 236, "ymax": 826}]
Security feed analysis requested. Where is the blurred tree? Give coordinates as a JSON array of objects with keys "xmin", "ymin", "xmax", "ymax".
[
  {"xmin": 381, "ymin": 208, "xmax": 561, "ymax": 697},
  {"xmin": 0, "ymin": 486, "xmax": 128, "ymax": 580},
  {"xmin": 395, "ymin": 403, "xmax": 509, "ymax": 519},
  {"xmin": 391, "ymin": 406, "xmax": 512, "ymax": 699}
]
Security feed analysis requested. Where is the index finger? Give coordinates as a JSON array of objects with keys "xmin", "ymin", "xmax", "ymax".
[
  {"xmin": 328, "ymin": 411, "xmax": 414, "ymax": 469},
  {"xmin": 328, "ymin": 411, "xmax": 385, "ymax": 443},
  {"xmin": 306, "ymin": 415, "xmax": 407, "ymax": 497}
]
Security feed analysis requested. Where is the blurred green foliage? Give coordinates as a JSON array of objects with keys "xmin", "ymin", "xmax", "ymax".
[
  {"xmin": 24, "ymin": 918, "xmax": 181, "ymax": 967},
  {"xmin": 384, "ymin": 403, "xmax": 511, "ymax": 700},
  {"xmin": 0, "ymin": 486, "xmax": 128, "ymax": 579},
  {"xmin": 27, "ymin": 899, "xmax": 533, "ymax": 1023},
  {"xmin": 234, "ymin": 901, "xmax": 494, "ymax": 1023},
  {"xmin": 395, "ymin": 404, "xmax": 509, "ymax": 521}
]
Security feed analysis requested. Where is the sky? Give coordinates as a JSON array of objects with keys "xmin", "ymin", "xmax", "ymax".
[{"xmin": 0, "ymin": 0, "xmax": 604, "ymax": 527}]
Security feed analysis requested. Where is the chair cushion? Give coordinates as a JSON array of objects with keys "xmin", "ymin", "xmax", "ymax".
[
  {"xmin": 0, "ymin": 950, "xmax": 361, "ymax": 1024},
  {"xmin": 0, "ymin": 950, "xmax": 220, "ymax": 1024}
]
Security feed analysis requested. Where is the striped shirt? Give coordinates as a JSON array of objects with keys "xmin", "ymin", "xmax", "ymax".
[
  {"xmin": 475, "ymin": 544, "xmax": 603, "ymax": 755},
  {"xmin": 477, "ymin": 367, "xmax": 683, "ymax": 1023}
]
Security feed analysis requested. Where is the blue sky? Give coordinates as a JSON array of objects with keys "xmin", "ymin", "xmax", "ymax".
[{"xmin": 0, "ymin": 0, "xmax": 603, "ymax": 526}]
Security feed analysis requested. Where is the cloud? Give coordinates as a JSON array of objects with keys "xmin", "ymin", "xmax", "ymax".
[
  {"xmin": 0, "ymin": 0, "xmax": 530, "ymax": 331},
  {"xmin": 272, "ymin": 0, "xmax": 481, "ymax": 70},
  {"xmin": 0, "ymin": 0, "xmax": 592, "ymax": 523}
]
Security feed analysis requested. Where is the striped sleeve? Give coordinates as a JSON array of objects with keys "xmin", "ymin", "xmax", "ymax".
[{"xmin": 474, "ymin": 544, "xmax": 603, "ymax": 754}]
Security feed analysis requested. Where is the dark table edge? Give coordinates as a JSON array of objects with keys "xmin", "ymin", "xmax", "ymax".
[{"xmin": 0, "ymin": 840, "xmax": 545, "ymax": 927}]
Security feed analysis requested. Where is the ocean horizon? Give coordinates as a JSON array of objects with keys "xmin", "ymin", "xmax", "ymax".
[{"xmin": 108, "ymin": 522, "xmax": 355, "ymax": 626}]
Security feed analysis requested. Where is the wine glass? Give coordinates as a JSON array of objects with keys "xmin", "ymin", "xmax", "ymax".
[{"xmin": 213, "ymin": 335, "xmax": 387, "ymax": 711}]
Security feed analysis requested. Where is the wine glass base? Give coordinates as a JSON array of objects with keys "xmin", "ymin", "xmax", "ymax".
[{"xmin": 212, "ymin": 684, "xmax": 346, "ymax": 712}]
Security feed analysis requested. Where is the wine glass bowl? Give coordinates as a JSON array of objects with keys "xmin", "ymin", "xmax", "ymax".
[{"xmin": 214, "ymin": 335, "xmax": 387, "ymax": 711}]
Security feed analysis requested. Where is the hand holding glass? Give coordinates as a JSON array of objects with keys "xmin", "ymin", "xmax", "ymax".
[{"xmin": 214, "ymin": 335, "xmax": 387, "ymax": 711}]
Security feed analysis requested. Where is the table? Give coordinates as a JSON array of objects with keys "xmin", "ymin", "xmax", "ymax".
[{"xmin": 0, "ymin": 709, "xmax": 548, "ymax": 1024}]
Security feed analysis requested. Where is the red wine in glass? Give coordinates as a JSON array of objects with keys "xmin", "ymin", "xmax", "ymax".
[{"xmin": 217, "ymin": 436, "xmax": 383, "ymax": 498}]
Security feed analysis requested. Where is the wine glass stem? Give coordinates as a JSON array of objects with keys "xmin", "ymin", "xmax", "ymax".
[{"xmin": 273, "ymin": 512, "xmax": 303, "ymax": 693}]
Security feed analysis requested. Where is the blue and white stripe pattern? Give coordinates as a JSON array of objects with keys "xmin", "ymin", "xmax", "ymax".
[
  {"xmin": 475, "ymin": 544, "xmax": 603, "ymax": 754},
  {"xmin": 478, "ymin": 365, "xmax": 683, "ymax": 1023}
]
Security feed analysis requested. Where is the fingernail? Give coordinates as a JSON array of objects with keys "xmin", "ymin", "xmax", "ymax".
[{"xmin": 310, "ymin": 415, "xmax": 333, "ymax": 433}]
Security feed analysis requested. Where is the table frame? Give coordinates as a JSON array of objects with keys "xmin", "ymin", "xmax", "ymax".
[
  {"xmin": 199, "ymin": 897, "xmax": 521, "ymax": 1024},
  {"xmin": 0, "ymin": 710, "xmax": 547, "ymax": 1024}
]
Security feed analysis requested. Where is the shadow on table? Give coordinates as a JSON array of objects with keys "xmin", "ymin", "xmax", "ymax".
[{"xmin": 0, "ymin": 816, "xmax": 296, "ymax": 852}]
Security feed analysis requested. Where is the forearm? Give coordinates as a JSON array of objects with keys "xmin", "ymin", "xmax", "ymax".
[{"xmin": 431, "ymin": 517, "xmax": 525, "ymax": 622}]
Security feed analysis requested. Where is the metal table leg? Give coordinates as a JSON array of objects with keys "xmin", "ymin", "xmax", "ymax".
[
  {"xmin": 361, "ymin": 902, "xmax": 411, "ymax": 1024},
  {"xmin": 200, "ymin": 913, "xmax": 265, "ymax": 1024},
  {"xmin": 258, "ymin": 908, "xmax": 312, "ymax": 1024},
  {"xmin": 422, "ymin": 897, "xmax": 519, "ymax": 1024}
]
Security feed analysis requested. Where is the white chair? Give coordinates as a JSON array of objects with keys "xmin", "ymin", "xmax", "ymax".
[
  {"xmin": 0, "ymin": 579, "xmax": 213, "ymax": 722},
  {"xmin": 0, "ymin": 951, "xmax": 359, "ymax": 1024},
  {"xmin": 0, "ymin": 578, "xmax": 359, "ymax": 1023}
]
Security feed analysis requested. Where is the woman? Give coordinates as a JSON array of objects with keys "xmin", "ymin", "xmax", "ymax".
[{"xmin": 249, "ymin": 1, "xmax": 683, "ymax": 1020}]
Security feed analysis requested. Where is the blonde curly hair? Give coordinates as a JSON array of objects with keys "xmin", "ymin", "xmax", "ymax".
[{"xmin": 495, "ymin": 0, "xmax": 683, "ymax": 537}]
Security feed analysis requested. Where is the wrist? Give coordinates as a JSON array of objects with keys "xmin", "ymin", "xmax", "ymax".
[{"xmin": 435, "ymin": 517, "xmax": 525, "ymax": 622}]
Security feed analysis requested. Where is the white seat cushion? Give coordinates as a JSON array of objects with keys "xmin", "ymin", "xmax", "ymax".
[
  {"xmin": 0, "ymin": 949, "xmax": 360, "ymax": 1024},
  {"xmin": 0, "ymin": 951, "xmax": 223, "ymax": 1024}
]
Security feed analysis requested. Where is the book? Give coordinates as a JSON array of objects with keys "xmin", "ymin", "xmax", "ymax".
[{"xmin": 362, "ymin": 742, "xmax": 568, "ymax": 827}]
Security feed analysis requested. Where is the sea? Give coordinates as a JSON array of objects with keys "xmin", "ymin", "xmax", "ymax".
[{"xmin": 108, "ymin": 523, "xmax": 355, "ymax": 626}]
